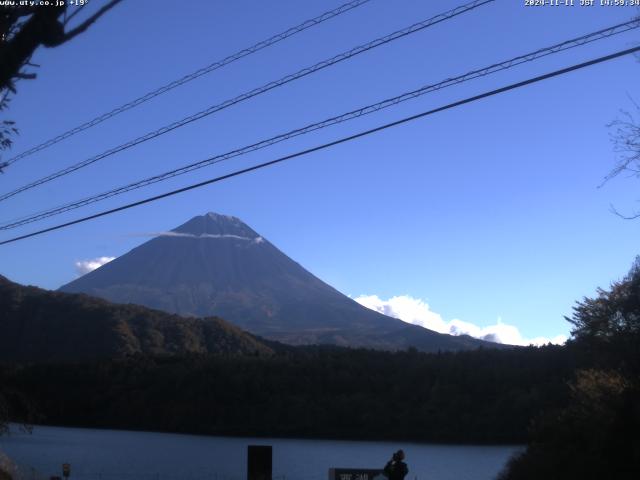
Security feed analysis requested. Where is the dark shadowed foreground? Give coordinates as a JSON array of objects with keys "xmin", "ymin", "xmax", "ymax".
[
  {"xmin": 1, "ymin": 345, "xmax": 574, "ymax": 445},
  {"xmin": 0, "ymin": 274, "xmax": 272, "ymax": 362},
  {"xmin": 499, "ymin": 261, "xmax": 640, "ymax": 480},
  {"xmin": 2, "ymin": 258, "xmax": 639, "ymax": 477},
  {"xmin": 0, "ymin": 425, "xmax": 521, "ymax": 480}
]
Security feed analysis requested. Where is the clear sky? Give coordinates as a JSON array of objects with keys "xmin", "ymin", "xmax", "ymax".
[{"xmin": 1, "ymin": 0, "xmax": 639, "ymax": 344}]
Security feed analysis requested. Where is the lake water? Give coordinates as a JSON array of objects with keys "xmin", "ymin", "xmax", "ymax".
[{"xmin": 0, "ymin": 425, "xmax": 522, "ymax": 480}]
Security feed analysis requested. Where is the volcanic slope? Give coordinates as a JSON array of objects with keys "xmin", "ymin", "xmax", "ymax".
[{"xmin": 60, "ymin": 213, "xmax": 498, "ymax": 352}]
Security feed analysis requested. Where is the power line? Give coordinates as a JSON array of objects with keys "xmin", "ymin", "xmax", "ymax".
[
  {"xmin": 2, "ymin": 18, "xmax": 638, "ymax": 231},
  {"xmin": 3, "ymin": 0, "xmax": 373, "ymax": 167},
  {"xmin": 1, "ymin": 45, "xmax": 638, "ymax": 247},
  {"xmin": 0, "ymin": 0, "xmax": 496, "ymax": 203}
]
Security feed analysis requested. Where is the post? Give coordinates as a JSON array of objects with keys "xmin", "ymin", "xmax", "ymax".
[{"xmin": 247, "ymin": 445, "xmax": 272, "ymax": 480}]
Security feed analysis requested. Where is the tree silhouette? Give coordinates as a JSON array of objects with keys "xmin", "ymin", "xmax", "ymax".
[
  {"xmin": 500, "ymin": 259, "xmax": 640, "ymax": 480},
  {"xmin": 605, "ymin": 102, "xmax": 640, "ymax": 218},
  {"xmin": 0, "ymin": 1, "xmax": 124, "ymax": 165}
]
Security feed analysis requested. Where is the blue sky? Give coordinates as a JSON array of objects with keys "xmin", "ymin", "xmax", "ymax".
[{"xmin": 1, "ymin": 0, "xmax": 639, "ymax": 344}]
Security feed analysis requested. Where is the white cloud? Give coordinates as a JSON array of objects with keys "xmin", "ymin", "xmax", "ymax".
[
  {"xmin": 74, "ymin": 256, "xmax": 115, "ymax": 275},
  {"xmin": 354, "ymin": 294, "xmax": 450, "ymax": 332},
  {"xmin": 138, "ymin": 232, "xmax": 264, "ymax": 243},
  {"xmin": 354, "ymin": 294, "xmax": 566, "ymax": 346}
]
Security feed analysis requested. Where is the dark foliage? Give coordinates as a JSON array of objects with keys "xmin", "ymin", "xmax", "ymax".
[
  {"xmin": 0, "ymin": 91, "xmax": 16, "ymax": 167},
  {"xmin": 0, "ymin": 275, "xmax": 273, "ymax": 363},
  {"xmin": 500, "ymin": 261, "xmax": 640, "ymax": 480},
  {"xmin": 0, "ymin": 2, "xmax": 123, "ymax": 92},
  {"xmin": 0, "ymin": 273, "xmax": 272, "ymax": 436},
  {"xmin": 0, "ymin": 273, "xmax": 578, "ymax": 444},
  {"xmin": 499, "ymin": 370, "xmax": 639, "ymax": 480},
  {"xmin": 566, "ymin": 258, "xmax": 640, "ymax": 375},
  {"xmin": 0, "ymin": 344, "xmax": 575, "ymax": 444},
  {"xmin": 0, "ymin": 2, "xmax": 123, "ymax": 165}
]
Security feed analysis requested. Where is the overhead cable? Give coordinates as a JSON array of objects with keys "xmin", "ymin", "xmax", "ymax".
[
  {"xmin": 2, "ymin": 18, "xmax": 638, "ymax": 231},
  {"xmin": 0, "ymin": 0, "xmax": 495, "ymax": 202},
  {"xmin": 1, "ymin": 45, "xmax": 638, "ymax": 246},
  {"xmin": 3, "ymin": 0, "xmax": 373, "ymax": 166}
]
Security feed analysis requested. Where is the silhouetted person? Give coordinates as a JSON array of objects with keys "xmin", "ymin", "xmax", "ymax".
[{"xmin": 384, "ymin": 450, "xmax": 408, "ymax": 480}]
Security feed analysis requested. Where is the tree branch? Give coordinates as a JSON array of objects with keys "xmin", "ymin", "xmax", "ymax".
[
  {"xmin": 59, "ymin": 0, "xmax": 124, "ymax": 44},
  {"xmin": 63, "ymin": 4, "xmax": 86, "ymax": 27},
  {"xmin": 610, "ymin": 204, "xmax": 640, "ymax": 220},
  {"xmin": 14, "ymin": 72, "xmax": 35, "ymax": 80}
]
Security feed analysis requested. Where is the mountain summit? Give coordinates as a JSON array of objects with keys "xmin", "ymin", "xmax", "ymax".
[
  {"xmin": 59, "ymin": 213, "xmax": 495, "ymax": 351},
  {"xmin": 174, "ymin": 212, "xmax": 262, "ymax": 238}
]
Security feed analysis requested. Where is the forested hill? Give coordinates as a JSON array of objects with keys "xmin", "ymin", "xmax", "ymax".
[
  {"xmin": 0, "ymin": 275, "xmax": 273, "ymax": 362},
  {"xmin": 0, "ymin": 272, "xmax": 578, "ymax": 445}
]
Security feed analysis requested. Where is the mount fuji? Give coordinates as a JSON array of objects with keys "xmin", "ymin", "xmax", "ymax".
[{"xmin": 60, "ymin": 213, "xmax": 497, "ymax": 352}]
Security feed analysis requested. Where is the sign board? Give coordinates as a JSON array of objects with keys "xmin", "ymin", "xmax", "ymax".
[
  {"xmin": 329, "ymin": 468, "xmax": 386, "ymax": 480},
  {"xmin": 62, "ymin": 463, "xmax": 71, "ymax": 478}
]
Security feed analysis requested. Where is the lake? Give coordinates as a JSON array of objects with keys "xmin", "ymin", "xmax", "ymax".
[{"xmin": 0, "ymin": 425, "xmax": 522, "ymax": 480}]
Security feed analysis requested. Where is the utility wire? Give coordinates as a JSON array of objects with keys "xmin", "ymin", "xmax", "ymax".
[
  {"xmin": 1, "ymin": 18, "xmax": 638, "ymax": 231},
  {"xmin": 1, "ymin": 45, "xmax": 638, "ymax": 247},
  {"xmin": 0, "ymin": 0, "xmax": 495, "ymax": 203},
  {"xmin": 3, "ymin": 0, "xmax": 373, "ymax": 167}
]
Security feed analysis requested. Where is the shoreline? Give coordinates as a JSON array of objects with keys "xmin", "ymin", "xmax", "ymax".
[{"xmin": 4, "ymin": 422, "xmax": 525, "ymax": 448}]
